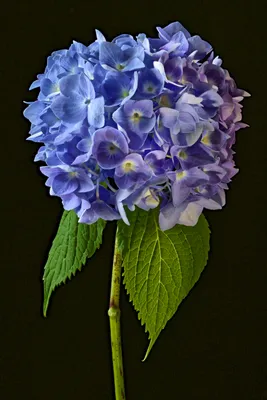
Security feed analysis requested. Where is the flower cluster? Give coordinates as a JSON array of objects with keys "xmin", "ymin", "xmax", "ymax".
[{"xmin": 23, "ymin": 21, "xmax": 250, "ymax": 230}]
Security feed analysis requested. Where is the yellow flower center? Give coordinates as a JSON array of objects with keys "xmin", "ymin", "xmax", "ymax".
[
  {"xmin": 178, "ymin": 150, "xmax": 187, "ymax": 160},
  {"xmin": 116, "ymin": 64, "xmax": 125, "ymax": 71},
  {"xmin": 122, "ymin": 161, "xmax": 135, "ymax": 172},
  {"xmin": 52, "ymin": 83, "xmax": 60, "ymax": 93},
  {"xmin": 176, "ymin": 171, "xmax": 186, "ymax": 180},
  {"xmin": 108, "ymin": 143, "xmax": 118, "ymax": 154},
  {"xmin": 144, "ymin": 189, "xmax": 159, "ymax": 207},
  {"xmin": 201, "ymin": 135, "xmax": 210, "ymax": 145},
  {"xmin": 179, "ymin": 75, "xmax": 188, "ymax": 85},
  {"xmin": 159, "ymin": 95, "xmax": 171, "ymax": 107},
  {"xmin": 121, "ymin": 89, "xmax": 129, "ymax": 98},
  {"xmin": 131, "ymin": 112, "xmax": 141, "ymax": 122},
  {"xmin": 144, "ymin": 83, "xmax": 155, "ymax": 93}
]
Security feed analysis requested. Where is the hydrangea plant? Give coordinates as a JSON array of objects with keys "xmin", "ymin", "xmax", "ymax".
[{"xmin": 23, "ymin": 21, "xmax": 250, "ymax": 400}]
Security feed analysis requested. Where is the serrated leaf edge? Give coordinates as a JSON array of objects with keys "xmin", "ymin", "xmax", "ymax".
[{"xmin": 120, "ymin": 211, "xmax": 210, "ymax": 360}]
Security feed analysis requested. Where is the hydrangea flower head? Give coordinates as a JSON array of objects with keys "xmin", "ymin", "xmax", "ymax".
[{"xmin": 24, "ymin": 21, "xmax": 250, "ymax": 230}]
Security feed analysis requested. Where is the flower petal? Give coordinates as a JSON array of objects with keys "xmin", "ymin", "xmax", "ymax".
[
  {"xmin": 79, "ymin": 73, "xmax": 95, "ymax": 100},
  {"xmin": 92, "ymin": 200, "xmax": 121, "ymax": 220},
  {"xmin": 172, "ymin": 180, "xmax": 191, "ymax": 207},
  {"xmin": 159, "ymin": 202, "xmax": 186, "ymax": 231},
  {"xmin": 88, "ymin": 96, "xmax": 105, "ymax": 128},
  {"xmin": 23, "ymin": 101, "xmax": 46, "ymax": 125},
  {"xmin": 99, "ymin": 42, "xmax": 123, "ymax": 70},
  {"xmin": 52, "ymin": 173, "xmax": 79, "ymax": 195},
  {"xmin": 59, "ymin": 74, "xmax": 80, "ymax": 96},
  {"xmin": 52, "ymin": 94, "xmax": 86, "ymax": 123},
  {"xmin": 177, "ymin": 202, "xmax": 203, "ymax": 226},
  {"xmin": 61, "ymin": 193, "xmax": 81, "ymax": 210}
]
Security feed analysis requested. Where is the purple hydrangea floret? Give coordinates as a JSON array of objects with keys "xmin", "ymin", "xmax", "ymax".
[{"xmin": 24, "ymin": 21, "xmax": 250, "ymax": 230}]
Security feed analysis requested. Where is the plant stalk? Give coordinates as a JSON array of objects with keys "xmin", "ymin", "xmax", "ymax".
[{"xmin": 108, "ymin": 230, "xmax": 126, "ymax": 400}]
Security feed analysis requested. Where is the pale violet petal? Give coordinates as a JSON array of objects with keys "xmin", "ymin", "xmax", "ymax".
[
  {"xmin": 177, "ymin": 202, "xmax": 203, "ymax": 226},
  {"xmin": 95, "ymin": 29, "xmax": 106, "ymax": 43}
]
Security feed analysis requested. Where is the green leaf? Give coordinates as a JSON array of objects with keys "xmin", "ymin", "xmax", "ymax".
[
  {"xmin": 117, "ymin": 207, "xmax": 210, "ymax": 361},
  {"xmin": 43, "ymin": 211, "xmax": 106, "ymax": 317}
]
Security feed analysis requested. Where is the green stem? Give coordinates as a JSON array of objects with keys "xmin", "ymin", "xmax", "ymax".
[{"xmin": 108, "ymin": 230, "xmax": 126, "ymax": 400}]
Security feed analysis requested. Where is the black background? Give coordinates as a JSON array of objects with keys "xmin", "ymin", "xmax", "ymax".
[{"xmin": 2, "ymin": 0, "xmax": 267, "ymax": 399}]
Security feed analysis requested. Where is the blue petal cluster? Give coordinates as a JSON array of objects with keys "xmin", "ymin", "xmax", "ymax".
[{"xmin": 24, "ymin": 22, "xmax": 250, "ymax": 230}]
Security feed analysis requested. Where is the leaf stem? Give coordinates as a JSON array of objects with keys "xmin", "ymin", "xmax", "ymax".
[{"xmin": 108, "ymin": 230, "xmax": 126, "ymax": 400}]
